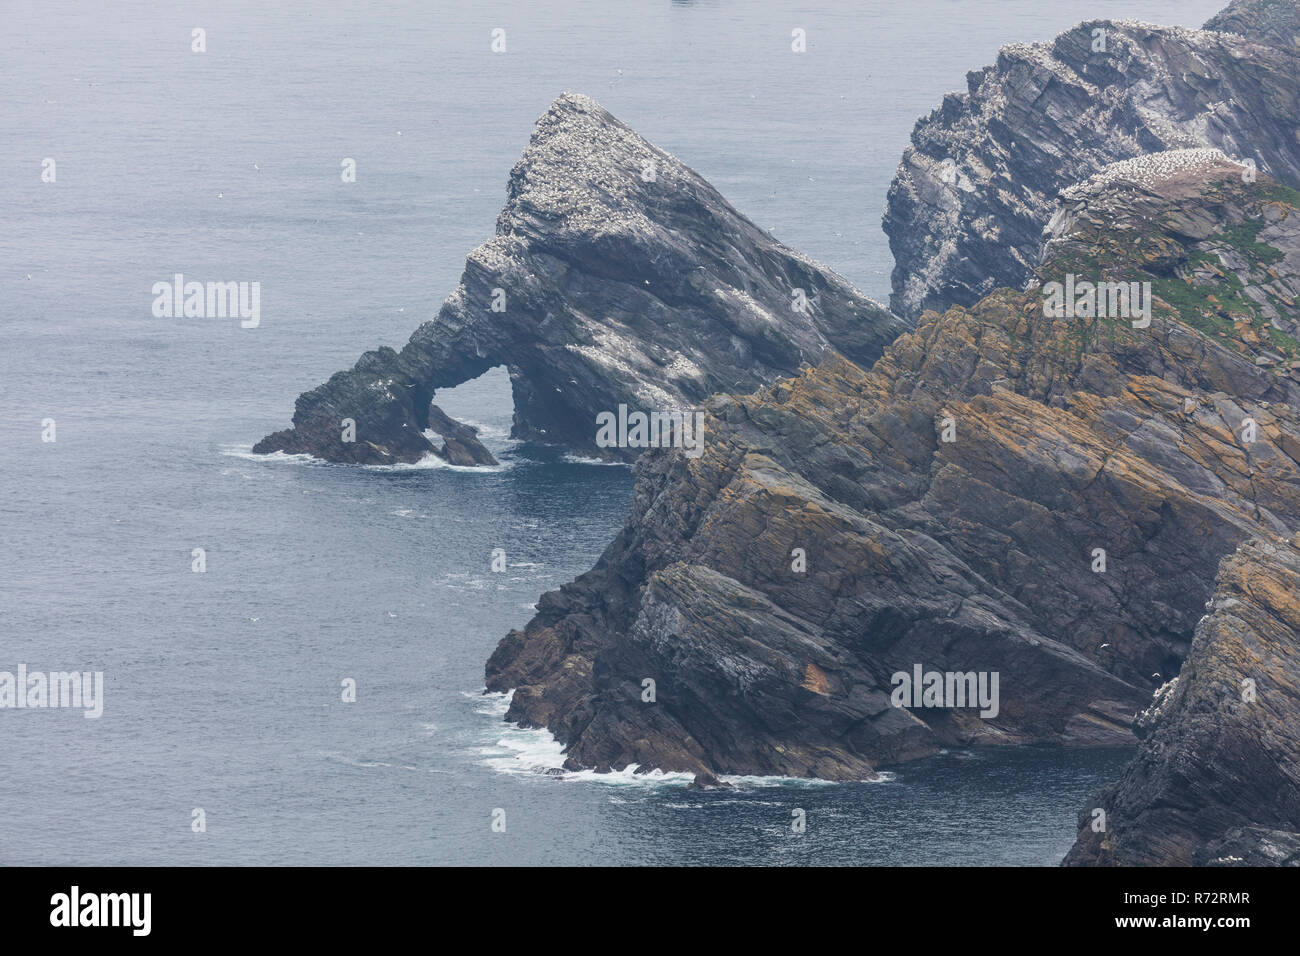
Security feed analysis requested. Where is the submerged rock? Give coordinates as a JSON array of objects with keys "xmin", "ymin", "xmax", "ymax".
[
  {"xmin": 486, "ymin": 155, "xmax": 1300, "ymax": 784},
  {"xmin": 882, "ymin": 10, "xmax": 1300, "ymax": 320},
  {"xmin": 687, "ymin": 771, "xmax": 732, "ymax": 790},
  {"xmin": 255, "ymin": 93, "xmax": 907, "ymax": 466}
]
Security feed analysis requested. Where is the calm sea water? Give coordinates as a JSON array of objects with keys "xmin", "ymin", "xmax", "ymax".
[{"xmin": 1, "ymin": 0, "xmax": 1222, "ymax": 865}]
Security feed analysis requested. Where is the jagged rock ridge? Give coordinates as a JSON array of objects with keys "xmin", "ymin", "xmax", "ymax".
[
  {"xmin": 486, "ymin": 155, "xmax": 1300, "ymax": 783},
  {"xmin": 882, "ymin": 5, "xmax": 1300, "ymax": 320},
  {"xmin": 255, "ymin": 93, "xmax": 907, "ymax": 465}
]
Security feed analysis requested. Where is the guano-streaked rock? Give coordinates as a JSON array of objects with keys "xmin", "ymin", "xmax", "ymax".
[
  {"xmin": 255, "ymin": 93, "xmax": 907, "ymax": 465},
  {"xmin": 882, "ymin": 11, "xmax": 1300, "ymax": 320}
]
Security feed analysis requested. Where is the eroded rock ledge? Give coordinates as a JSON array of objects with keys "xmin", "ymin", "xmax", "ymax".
[
  {"xmin": 486, "ymin": 156, "xmax": 1300, "ymax": 784},
  {"xmin": 255, "ymin": 93, "xmax": 907, "ymax": 465}
]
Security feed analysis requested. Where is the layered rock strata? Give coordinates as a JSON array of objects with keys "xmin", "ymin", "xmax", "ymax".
[
  {"xmin": 486, "ymin": 155, "xmax": 1300, "ymax": 784},
  {"xmin": 882, "ymin": 6, "xmax": 1300, "ymax": 319}
]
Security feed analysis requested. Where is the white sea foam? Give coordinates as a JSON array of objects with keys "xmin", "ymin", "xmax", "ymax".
[
  {"xmin": 367, "ymin": 449, "xmax": 513, "ymax": 473},
  {"xmin": 562, "ymin": 453, "xmax": 633, "ymax": 467},
  {"xmin": 471, "ymin": 691, "xmax": 894, "ymax": 787},
  {"xmin": 435, "ymin": 572, "xmax": 491, "ymax": 592},
  {"xmin": 220, "ymin": 443, "xmax": 321, "ymax": 465},
  {"xmin": 454, "ymin": 419, "xmax": 515, "ymax": 442},
  {"xmin": 219, "ymin": 442, "xmax": 513, "ymax": 473}
]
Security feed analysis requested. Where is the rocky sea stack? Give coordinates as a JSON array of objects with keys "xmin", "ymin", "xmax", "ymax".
[{"xmin": 254, "ymin": 93, "xmax": 906, "ymax": 465}]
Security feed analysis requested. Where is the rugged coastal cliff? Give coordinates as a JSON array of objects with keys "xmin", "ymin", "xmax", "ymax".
[
  {"xmin": 1064, "ymin": 536, "xmax": 1300, "ymax": 866},
  {"xmin": 1207, "ymin": 0, "xmax": 1300, "ymax": 48},
  {"xmin": 250, "ymin": 0, "xmax": 1300, "ymax": 863},
  {"xmin": 486, "ymin": 153, "xmax": 1300, "ymax": 785},
  {"xmin": 882, "ymin": 3, "xmax": 1300, "ymax": 320},
  {"xmin": 255, "ymin": 94, "xmax": 906, "ymax": 465}
]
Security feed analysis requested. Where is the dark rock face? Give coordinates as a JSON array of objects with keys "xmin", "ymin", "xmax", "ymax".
[
  {"xmin": 255, "ymin": 93, "xmax": 907, "ymax": 465},
  {"xmin": 426, "ymin": 405, "xmax": 498, "ymax": 467},
  {"xmin": 486, "ymin": 156, "xmax": 1300, "ymax": 782},
  {"xmin": 882, "ymin": 13, "xmax": 1300, "ymax": 320},
  {"xmin": 1063, "ymin": 537, "xmax": 1300, "ymax": 866}
]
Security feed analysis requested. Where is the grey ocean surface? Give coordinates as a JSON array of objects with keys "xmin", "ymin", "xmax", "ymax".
[{"xmin": 0, "ymin": 0, "xmax": 1223, "ymax": 865}]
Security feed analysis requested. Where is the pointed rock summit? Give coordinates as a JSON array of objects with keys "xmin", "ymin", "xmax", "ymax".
[{"xmin": 255, "ymin": 93, "xmax": 907, "ymax": 465}]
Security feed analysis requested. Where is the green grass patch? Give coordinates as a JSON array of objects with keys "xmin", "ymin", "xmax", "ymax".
[{"xmin": 1220, "ymin": 219, "xmax": 1286, "ymax": 266}]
